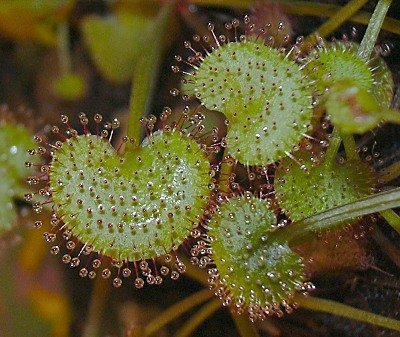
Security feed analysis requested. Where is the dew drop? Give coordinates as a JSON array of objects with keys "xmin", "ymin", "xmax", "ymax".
[
  {"xmin": 135, "ymin": 277, "xmax": 145, "ymax": 288},
  {"xmin": 113, "ymin": 277, "xmax": 122, "ymax": 287},
  {"xmin": 102, "ymin": 269, "xmax": 111, "ymax": 279}
]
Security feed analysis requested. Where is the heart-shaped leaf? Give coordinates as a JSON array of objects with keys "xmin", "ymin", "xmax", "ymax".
[
  {"xmin": 180, "ymin": 37, "xmax": 314, "ymax": 165},
  {"xmin": 30, "ymin": 116, "xmax": 212, "ymax": 285}
]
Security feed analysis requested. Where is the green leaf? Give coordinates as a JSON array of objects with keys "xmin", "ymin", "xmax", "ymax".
[
  {"xmin": 327, "ymin": 80, "xmax": 384, "ymax": 134},
  {"xmin": 327, "ymin": 80, "xmax": 400, "ymax": 134},
  {"xmin": 0, "ymin": 169, "xmax": 17, "ymax": 235},
  {"xmin": 0, "ymin": 122, "xmax": 36, "ymax": 181},
  {"xmin": 81, "ymin": 13, "xmax": 153, "ymax": 83},
  {"xmin": 182, "ymin": 38, "xmax": 314, "ymax": 165},
  {"xmin": 127, "ymin": 1, "xmax": 176, "ymax": 143},
  {"xmin": 272, "ymin": 187, "xmax": 400, "ymax": 244},
  {"xmin": 0, "ymin": 0, "xmax": 74, "ymax": 44},
  {"xmin": 358, "ymin": 0, "xmax": 393, "ymax": 61},
  {"xmin": 53, "ymin": 73, "xmax": 86, "ymax": 101},
  {"xmin": 49, "ymin": 130, "xmax": 211, "ymax": 263},
  {"xmin": 0, "ymin": 121, "xmax": 35, "ymax": 234}
]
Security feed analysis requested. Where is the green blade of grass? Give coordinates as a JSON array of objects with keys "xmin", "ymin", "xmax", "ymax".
[
  {"xmin": 304, "ymin": 0, "xmax": 368, "ymax": 46},
  {"xmin": 380, "ymin": 209, "xmax": 400, "ymax": 235},
  {"xmin": 282, "ymin": 1, "xmax": 400, "ymax": 36},
  {"xmin": 271, "ymin": 187, "xmax": 400, "ymax": 244},
  {"xmin": 296, "ymin": 295, "xmax": 400, "ymax": 332},
  {"xmin": 188, "ymin": 1, "xmax": 400, "ymax": 36},
  {"xmin": 174, "ymin": 299, "xmax": 221, "ymax": 337},
  {"xmin": 358, "ymin": 0, "xmax": 393, "ymax": 61},
  {"xmin": 127, "ymin": 1, "xmax": 176, "ymax": 147},
  {"xmin": 144, "ymin": 289, "xmax": 214, "ymax": 337}
]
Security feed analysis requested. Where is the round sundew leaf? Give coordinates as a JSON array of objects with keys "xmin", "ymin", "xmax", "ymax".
[
  {"xmin": 184, "ymin": 39, "xmax": 313, "ymax": 165},
  {"xmin": 207, "ymin": 193, "xmax": 307, "ymax": 318},
  {"xmin": 0, "ymin": 169, "xmax": 17, "ymax": 235},
  {"xmin": 0, "ymin": 122, "xmax": 36, "ymax": 182},
  {"xmin": 275, "ymin": 155, "xmax": 375, "ymax": 222},
  {"xmin": 49, "ymin": 129, "xmax": 211, "ymax": 261},
  {"xmin": 0, "ymin": 119, "xmax": 36, "ymax": 235},
  {"xmin": 305, "ymin": 41, "xmax": 393, "ymax": 108}
]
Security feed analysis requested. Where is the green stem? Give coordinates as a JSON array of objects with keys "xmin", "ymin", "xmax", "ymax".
[
  {"xmin": 174, "ymin": 299, "xmax": 221, "ymax": 337},
  {"xmin": 341, "ymin": 133, "xmax": 358, "ymax": 161},
  {"xmin": 127, "ymin": 1, "xmax": 175, "ymax": 148},
  {"xmin": 381, "ymin": 109, "xmax": 400, "ymax": 124},
  {"xmin": 219, "ymin": 151, "xmax": 234, "ymax": 196},
  {"xmin": 82, "ymin": 277, "xmax": 110, "ymax": 337},
  {"xmin": 144, "ymin": 289, "xmax": 214, "ymax": 336},
  {"xmin": 318, "ymin": 0, "xmax": 376, "ymax": 163},
  {"xmin": 358, "ymin": 0, "xmax": 393, "ymax": 61},
  {"xmin": 296, "ymin": 295, "xmax": 400, "ymax": 332},
  {"xmin": 304, "ymin": 0, "xmax": 368, "ymax": 46},
  {"xmin": 271, "ymin": 187, "xmax": 400, "ymax": 244},
  {"xmin": 57, "ymin": 23, "xmax": 72, "ymax": 75},
  {"xmin": 342, "ymin": 0, "xmax": 393, "ymax": 162},
  {"xmin": 378, "ymin": 161, "xmax": 400, "ymax": 184},
  {"xmin": 380, "ymin": 209, "xmax": 400, "ymax": 235},
  {"xmin": 323, "ymin": 128, "xmax": 342, "ymax": 166},
  {"xmin": 232, "ymin": 313, "xmax": 260, "ymax": 337}
]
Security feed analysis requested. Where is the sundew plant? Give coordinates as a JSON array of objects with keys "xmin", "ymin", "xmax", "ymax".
[{"xmin": 1, "ymin": 0, "xmax": 400, "ymax": 336}]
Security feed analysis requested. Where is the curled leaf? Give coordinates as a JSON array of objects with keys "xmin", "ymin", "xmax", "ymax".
[{"xmin": 327, "ymin": 80, "xmax": 400, "ymax": 134}]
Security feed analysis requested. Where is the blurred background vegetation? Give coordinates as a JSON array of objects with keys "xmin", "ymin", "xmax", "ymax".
[{"xmin": 0, "ymin": 1, "xmax": 399, "ymax": 336}]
